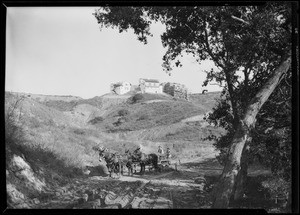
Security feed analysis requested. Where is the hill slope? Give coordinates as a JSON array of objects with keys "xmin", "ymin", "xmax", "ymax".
[{"xmin": 5, "ymin": 91, "xmax": 224, "ymax": 208}]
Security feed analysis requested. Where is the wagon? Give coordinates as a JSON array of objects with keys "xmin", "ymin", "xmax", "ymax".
[{"xmin": 158, "ymin": 155, "xmax": 171, "ymax": 167}]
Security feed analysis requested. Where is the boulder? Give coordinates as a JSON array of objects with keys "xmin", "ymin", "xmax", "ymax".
[{"xmin": 194, "ymin": 176, "xmax": 206, "ymax": 184}]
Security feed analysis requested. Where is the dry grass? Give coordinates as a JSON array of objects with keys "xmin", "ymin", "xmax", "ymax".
[
  {"xmin": 98, "ymin": 99, "xmax": 209, "ymax": 133},
  {"xmin": 5, "ymin": 91, "xmax": 222, "ymax": 179}
]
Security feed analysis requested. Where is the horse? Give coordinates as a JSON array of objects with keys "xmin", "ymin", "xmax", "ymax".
[
  {"xmin": 139, "ymin": 153, "xmax": 159, "ymax": 174},
  {"xmin": 125, "ymin": 149, "xmax": 158, "ymax": 175},
  {"xmin": 97, "ymin": 148, "xmax": 122, "ymax": 177}
]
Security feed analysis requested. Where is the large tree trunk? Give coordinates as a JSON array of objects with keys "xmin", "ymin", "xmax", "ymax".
[
  {"xmin": 234, "ymin": 149, "xmax": 249, "ymax": 200},
  {"xmin": 212, "ymin": 57, "xmax": 291, "ymax": 208},
  {"xmin": 224, "ymin": 70, "xmax": 240, "ymax": 128}
]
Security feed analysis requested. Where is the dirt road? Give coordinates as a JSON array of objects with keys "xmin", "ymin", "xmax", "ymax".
[{"xmin": 33, "ymin": 156, "xmax": 222, "ymax": 209}]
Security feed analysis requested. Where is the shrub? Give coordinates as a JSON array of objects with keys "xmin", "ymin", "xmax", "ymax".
[
  {"xmin": 74, "ymin": 129, "xmax": 85, "ymax": 135},
  {"xmin": 131, "ymin": 94, "xmax": 144, "ymax": 103},
  {"xmin": 113, "ymin": 116, "xmax": 128, "ymax": 126},
  {"xmin": 5, "ymin": 94, "xmax": 25, "ymax": 148},
  {"xmin": 118, "ymin": 109, "xmax": 129, "ymax": 116},
  {"xmin": 137, "ymin": 114, "xmax": 149, "ymax": 121},
  {"xmin": 88, "ymin": 116, "xmax": 104, "ymax": 125}
]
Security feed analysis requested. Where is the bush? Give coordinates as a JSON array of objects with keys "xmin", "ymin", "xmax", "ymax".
[
  {"xmin": 74, "ymin": 129, "xmax": 85, "ymax": 135},
  {"xmin": 5, "ymin": 94, "xmax": 25, "ymax": 148},
  {"xmin": 88, "ymin": 116, "xmax": 104, "ymax": 125},
  {"xmin": 118, "ymin": 109, "xmax": 129, "ymax": 116},
  {"xmin": 137, "ymin": 114, "xmax": 149, "ymax": 121},
  {"xmin": 113, "ymin": 116, "xmax": 128, "ymax": 126},
  {"xmin": 130, "ymin": 94, "xmax": 144, "ymax": 103}
]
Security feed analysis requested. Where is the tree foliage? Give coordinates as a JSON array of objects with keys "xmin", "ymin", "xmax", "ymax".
[
  {"xmin": 93, "ymin": 3, "xmax": 293, "ymax": 207},
  {"xmin": 5, "ymin": 93, "xmax": 25, "ymax": 146},
  {"xmin": 5, "ymin": 93, "xmax": 27, "ymax": 164}
]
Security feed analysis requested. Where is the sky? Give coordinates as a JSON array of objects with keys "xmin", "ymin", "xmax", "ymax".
[{"xmin": 6, "ymin": 7, "xmax": 222, "ymax": 99}]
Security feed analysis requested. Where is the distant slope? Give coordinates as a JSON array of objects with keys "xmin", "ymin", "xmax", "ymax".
[
  {"xmin": 189, "ymin": 91, "xmax": 222, "ymax": 111},
  {"xmin": 93, "ymin": 95, "xmax": 213, "ymax": 133},
  {"xmin": 9, "ymin": 91, "xmax": 83, "ymax": 102}
]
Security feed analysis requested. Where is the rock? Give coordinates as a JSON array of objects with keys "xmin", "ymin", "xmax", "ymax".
[
  {"xmin": 10, "ymin": 155, "xmax": 46, "ymax": 192},
  {"xmin": 194, "ymin": 176, "xmax": 206, "ymax": 184},
  {"xmin": 7, "ymin": 183, "xmax": 26, "ymax": 204},
  {"xmin": 82, "ymin": 194, "xmax": 89, "ymax": 202},
  {"xmin": 32, "ymin": 198, "xmax": 40, "ymax": 204},
  {"xmin": 91, "ymin": 199, "xmax": 101, "ymax": 209}
]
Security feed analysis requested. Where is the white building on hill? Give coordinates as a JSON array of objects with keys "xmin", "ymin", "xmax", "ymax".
[
  {"xmin": 139, "ymin": 78, "xmax": 163, "ymax": 94},
  {"xmin": 110, "ymin": 82, "xmax": 132, "ymax": 95}
]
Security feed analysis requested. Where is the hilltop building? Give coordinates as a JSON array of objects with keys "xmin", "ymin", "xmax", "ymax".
[
  {"xmin": 130, "ymin": 85, "xmax": 141, "ymax": 93},
  {"xmin": 163, "ymin": 82, "xmax": 189, "ymax": 100},
  {"xmin": 110, "ymin": 82, "xmax": 132, "ymax": 95},
  {"xmin": 139, "ymin": 78, "xmax": 163, "ymax": 94}
]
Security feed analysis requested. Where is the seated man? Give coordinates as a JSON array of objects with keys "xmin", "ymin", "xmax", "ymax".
[{"xmin": 166, "ymin": 147, "xmax": 172, "ymax": 160}]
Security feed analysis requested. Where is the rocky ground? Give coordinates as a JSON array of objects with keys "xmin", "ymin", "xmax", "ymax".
[
  {"xmin": 7, "ymin": 145, "xmax": 285, "ymax": 211},
  {"xmin": 49, "ymin": 158, "xmax": 219, "ymax": 209},
  {"xmin": 7, "ymin": 155, "xmax": 221, "ymax": 209}
]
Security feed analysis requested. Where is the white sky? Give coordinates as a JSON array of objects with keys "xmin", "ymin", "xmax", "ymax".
[{"xmin": 6, "ymin": 7, "xmax": 222, "ymax": 99}]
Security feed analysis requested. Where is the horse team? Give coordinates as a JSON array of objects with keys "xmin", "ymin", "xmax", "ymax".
[{"xmin": 92, "ymin": 146, "xmax": 159, "ymax": 177}]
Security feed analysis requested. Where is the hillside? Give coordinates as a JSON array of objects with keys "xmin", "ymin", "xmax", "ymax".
[
  {"xmin": 189, "ymin": 92, "xmax": 222, "ymax": 112},
  {"xmin": 9, "ymin": 91, "xmax": 83, "ymax": 102},
  {"xmin": 5, "ymin": 90, "xmax": 226, "ymax": 209},
  {"xmin": 6, "ymin": 91, "xmax": 280, "ymax": 210}
]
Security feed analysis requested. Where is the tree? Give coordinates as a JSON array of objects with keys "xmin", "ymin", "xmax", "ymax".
[
  {"xmin": 5, "ymin": 93, "xmax": 25, "ymax": 146},
  {"xmin": 211, "ymin": 57, "xmax": 291, "ymax": 207},
  {"xmin": 5, "ymin": 92, "xmax": 26, "ymax": 163},
  {"xmin": 206, "ymin": 60, "xmax": 292, "ymax": 202},
  {"xmin": 93, "ymin": 3, "xmax": 292, "ymax": 208}
]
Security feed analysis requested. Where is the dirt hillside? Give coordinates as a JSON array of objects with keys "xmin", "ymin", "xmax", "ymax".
[{"xmin": 6, "ymin": 91, "xmax": 282, "ymax": 211}]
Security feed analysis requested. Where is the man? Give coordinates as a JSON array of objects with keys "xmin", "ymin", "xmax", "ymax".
[
  {"xmin": 166, "ymin": 147, "xmax": 171, "ymax": 160},
  {"xmin": 98, "ymin": 146, "xmax": 106, "ymax": 162},
  {"xmin": 157, "ymin": 145, "xmax": 164, "ymax": 162}
]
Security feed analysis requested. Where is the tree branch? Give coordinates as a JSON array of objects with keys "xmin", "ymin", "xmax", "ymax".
[
  {"xmin": 203, "ymin": 25, "xmax": 224, "ymax": 70},
  {"xmin": 231, "ymin": 15, "xmax": 250, "ymax": 25}
]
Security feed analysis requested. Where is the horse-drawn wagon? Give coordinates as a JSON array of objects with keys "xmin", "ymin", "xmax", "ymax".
[{"xmin": 158, "ymin": 155, "xmax": 171, "ymax": 167}]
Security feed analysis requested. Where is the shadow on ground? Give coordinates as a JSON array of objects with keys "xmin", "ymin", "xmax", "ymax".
[{"xmin": 86, "ymin": 165, "xmax": 109, "ymax": 177}]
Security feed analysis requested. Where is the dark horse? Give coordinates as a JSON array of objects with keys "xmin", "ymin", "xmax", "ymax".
[{"xmin": 125, "ymin": 149, "xmax": 158, "ymax": 175}]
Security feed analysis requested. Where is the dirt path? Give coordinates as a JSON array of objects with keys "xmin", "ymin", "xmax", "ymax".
[{"xmin": 32, "ymin": 156, "xmax": 221, "ymax": 209}]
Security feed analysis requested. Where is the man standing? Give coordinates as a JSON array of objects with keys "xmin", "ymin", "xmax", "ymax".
[
  {"xmin": 98, "ymin": 146, "xmax": 106, "ymax": 162},
  {"xmin": 166, "ymin": 147, "xmax": 171, "ymax": 160},
  {"xmin": 157, "ymin": 145, "xmax": 164, "ymax": 162}
]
